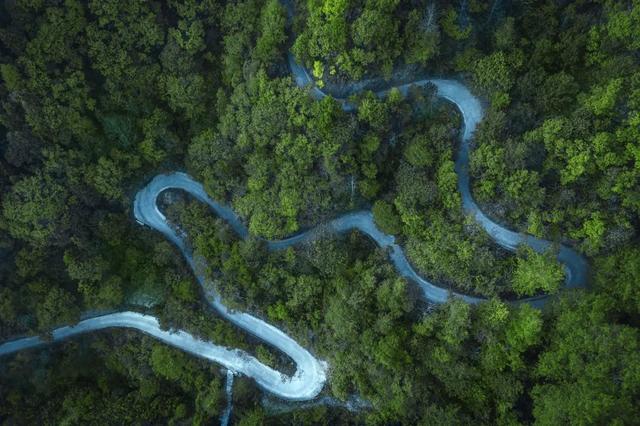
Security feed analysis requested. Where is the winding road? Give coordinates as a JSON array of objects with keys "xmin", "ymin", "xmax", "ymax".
[{"xmin": 0, "ymin": 3, "xmax": 588, "ymax": 408}]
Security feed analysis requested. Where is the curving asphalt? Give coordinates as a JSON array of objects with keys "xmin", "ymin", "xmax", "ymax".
[
  {"xmin": 132, "ymin": 172, "xmax": 328, "ymax": 400},
  {"xmin": 0, "ymin": 2, "xmax": 588, "ymax": 405},
  {"xmin": 0, "ymin": 310, "xmax": 325, "ymax": 400}
]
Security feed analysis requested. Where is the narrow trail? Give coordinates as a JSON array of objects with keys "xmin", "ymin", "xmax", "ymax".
[
  {"xmin": 0, "ymin": 0, "xmax": 588, "ymax": 410},
  {"xmin": 220, "ymin": 370, "xmax": 235, "ymax": 426}
]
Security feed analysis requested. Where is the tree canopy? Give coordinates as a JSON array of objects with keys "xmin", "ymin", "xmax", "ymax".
[{"xmin": 1, "ymin": 0, "xmax": 639, "ymax": 424}]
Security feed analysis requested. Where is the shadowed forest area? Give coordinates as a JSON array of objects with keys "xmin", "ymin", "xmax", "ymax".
[{"xmin": 1, "ymin": 0, "xmax": 639, "ymax": 424}]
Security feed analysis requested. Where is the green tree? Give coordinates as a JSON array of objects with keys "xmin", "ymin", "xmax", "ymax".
[
  {"xmin": 533, "ymin": 296, "xmax": 640, "ymax": 425},
  {"xmin": 404, "ymin": 9, "xmax": 440, "ymax": 66},
  {"xmin": 0, "ymin": 288, "xmax": 17, "ymax": 325},
  {"xmin": 441, "ymin": 7, "xmax": 471, "ymax": 41},
  {"xmin": 436, "ymin": 160, "xmax": 460, "ymax": 212},
  {"xmin": 473, "ymin": 52, "xmax": 513, "ymax": 94},
  {"xmin": 582, "ymin": 78, "xmax": 623, "ymax": 116},
  {"xmin": 372, "ymin": 200, "xmax": 402, "ymax": 235},
  {"xmin": 195, "ymin": 378, "xmax": 224, "ymax": 416},
  {"xmin": 254, "ymin": 0, "xmax": 287, "ymax": 65},
  {"xmin": 2, "ymin": 174, "xmax": 72, "ymax": 246},
  {"xmin": 150, "ymin": 345, "xmax": 194, "ymax": 386},
  {"xmin": 594, "ymin": 247, "xmax": 640, "ymax": 314},
  {"xmin": 512, "ymin": 246, "xmax": 563, "ymax": 296},
  {"xmin": 35, "ymin": 286, "xmax": 80, "ymax": 330}
]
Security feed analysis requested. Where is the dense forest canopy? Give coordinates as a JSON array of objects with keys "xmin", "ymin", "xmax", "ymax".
[{"xmin": 1, "ymin": 0, "xmax": 639, "ymax": 424}]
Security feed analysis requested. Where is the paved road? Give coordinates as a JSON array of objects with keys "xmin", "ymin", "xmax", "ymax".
[
  {"xmin": 0, "ymin": 5, "xmax": 588, "ymax": 402},
  {"xmin": 0, "ymin": 311, "xmax": 324, "ymax": 399},
  {"xmin": 133, "ymin": 172, "xmax": 328, "ymax": 400}
]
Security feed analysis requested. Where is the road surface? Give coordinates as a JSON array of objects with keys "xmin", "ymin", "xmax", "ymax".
[{"xmin": 0, "ymin": 2, "xmax": 588, "ymax": 405}]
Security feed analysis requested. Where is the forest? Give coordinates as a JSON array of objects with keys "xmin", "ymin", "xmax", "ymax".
[{"xmin": 0, "ymin": 0, "xmax": 639, "ymax": 424}]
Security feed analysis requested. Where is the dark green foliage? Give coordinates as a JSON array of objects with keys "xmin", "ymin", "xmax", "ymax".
[
  {"xmin": 533, "ymin": 295, "xmax": 640, "ymax": 425},
  {"xmin": 372, "ymin": 200, "xmax": 402, "ymax": 235},
  {"xmin": 512, "ymin": 246, "xmax": 563, "ymax": 297},
  {"xmin": 0, "ymin": 333, "xmax": 226, "ymax": 424},
  {"xmin": 1, "ymin": 0, "xmax": 639, "ymax": 425},
  {"xmin": 292, "ymin": 0, "xmax": 442, "ymax": 80},
  {"xmin": 468, "ymin": 0, "xmax": 640, "ymax": 259},
  {"xmin": 2, "ymin": 173, "xmax": 72, "ymax": 246}
]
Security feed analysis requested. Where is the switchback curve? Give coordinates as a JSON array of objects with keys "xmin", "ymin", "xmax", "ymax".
[{"xmin": 0, "ymin": 3, "xmax": 588, "ymax": 405}]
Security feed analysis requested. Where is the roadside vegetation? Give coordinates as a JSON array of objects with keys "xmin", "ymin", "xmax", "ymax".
[{"xmin": 1, "ymin": 0, "xmax": 639, "ymax": 424}]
